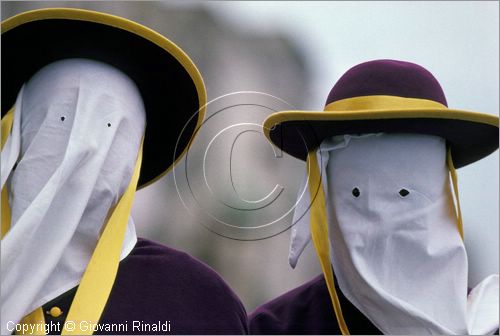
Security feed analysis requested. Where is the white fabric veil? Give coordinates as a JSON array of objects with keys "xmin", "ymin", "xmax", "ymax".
[
  {"xmin": 1, "ymin": 59, "xmax": 145, "ymax": 332},
  {"xmin": 289, "ymin": 133, "xmax": 499, "ymax": 335}
]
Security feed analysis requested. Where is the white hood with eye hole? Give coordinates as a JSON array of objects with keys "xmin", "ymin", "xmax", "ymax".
[
  {"xmin": 0, "ymin": 59, "xmax": 145, "ymax": 332},
  {"xmin": 289, "ymin": 133, "xmax": 499, "ymax": 335}
]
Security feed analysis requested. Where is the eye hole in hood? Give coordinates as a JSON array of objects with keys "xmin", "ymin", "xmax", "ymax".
[{"xmin": 399, "ymin": 188, "xmax": 410, "ymax": 197}]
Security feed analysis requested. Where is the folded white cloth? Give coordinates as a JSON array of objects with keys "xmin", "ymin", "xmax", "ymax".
[
  {"xmin": 1, "ymin": 59, "xmax": 145, "ymax": 334},
  {"xmin": 290, "ymin": 133, "xmax": 499, "ymax": 335}
]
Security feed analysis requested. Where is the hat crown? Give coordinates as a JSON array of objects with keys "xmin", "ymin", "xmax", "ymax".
[{"xmin": 326, "ymin": 60, "xmax": 448, "ymax": 107}]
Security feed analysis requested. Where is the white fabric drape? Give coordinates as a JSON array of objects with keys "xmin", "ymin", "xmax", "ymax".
[
  {"xmin": 289, "ymin": 133, "xmax": 499, "ymax": 335},
  {"xmin": 1, "ymin": 59, "xmax": 145, "ymax": 333}
]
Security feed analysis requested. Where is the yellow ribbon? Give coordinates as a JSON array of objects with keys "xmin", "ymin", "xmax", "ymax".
[
  {"xmin": 2, "ymin": 108, "xmax": 45, "ymax": 334},
  {"xmin": 1, "ymin": 107, "xmax": 14, "ymax": 148},
  {"xmin": 62, "ymin": 140, "xmax": 143, "ymax": 335},
  {"xmin": 17, "ymin": 308, "xmax": 46, "ymax": 335},
  {"xmin": 447, "ymin": 149, "xmax": 464, "ymax": 239},
  {"xmin": 1, "ymin": 107, "xmax": 14, "ymax": 238},
  {"xmin": 307, "ymin": 150, "xmax": 350, "ymax": 335}
]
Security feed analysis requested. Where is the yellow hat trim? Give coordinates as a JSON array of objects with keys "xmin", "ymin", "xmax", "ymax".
[
  {"xmin": 325, "ymin": 95, "xmax": 446, "ymax": 112},
  {"xmin": 263, "ymin": 95, "xmax": 499, "ymax": 145}
]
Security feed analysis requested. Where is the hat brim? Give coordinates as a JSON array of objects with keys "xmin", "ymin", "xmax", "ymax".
[
  {"xmin": 264, "ymin": 108, "xmax": 499, "ymax": 168},
  {"xmin": 1, "ymin": 8, "xmax": 206, "ymax": 188}
]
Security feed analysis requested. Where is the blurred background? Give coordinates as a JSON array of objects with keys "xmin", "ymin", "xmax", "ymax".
[{"xmin": 2, "ymin": 1, "xmax": 498, "ymax": 313}]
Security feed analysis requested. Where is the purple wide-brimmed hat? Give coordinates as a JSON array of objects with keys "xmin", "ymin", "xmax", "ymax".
[{"xmin": 263, "ymin": 59, "xmax": 499, "ymax": 168}]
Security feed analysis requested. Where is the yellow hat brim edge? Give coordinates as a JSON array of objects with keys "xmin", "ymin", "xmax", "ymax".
[
  {"xmin": 263, "ymin": 107, "xmax": 499, "ymax": 143},
  {"xmin": 2, "ymin": 7, "xmax": 207, "ymax": 189}
]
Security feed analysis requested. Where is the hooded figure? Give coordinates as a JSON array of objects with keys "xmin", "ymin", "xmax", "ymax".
[
  {"xmin": 249, "ymin": 60, "xmax": 499, "ymax": 335},
  {"xmin": 1, "ymin": 8, "xmax": 247, "ymax": 335}
]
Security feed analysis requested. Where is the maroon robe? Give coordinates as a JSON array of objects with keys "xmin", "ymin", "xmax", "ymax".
[
  {"xmin": 41, "ymin": 238, "xmax": 248, "ymax": 335},
  {"xmin": 249, "ymin": 275, "xmax": 381, "ymax": 335}
]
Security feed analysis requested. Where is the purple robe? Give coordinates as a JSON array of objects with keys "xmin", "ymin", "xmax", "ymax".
[
  {"xmin": 41, "ymin": 238, "xmax": 248, "ymax": 335},
  {"xmin": 249, "ymin": 275, "xmax": 381, "ymax": 335}
]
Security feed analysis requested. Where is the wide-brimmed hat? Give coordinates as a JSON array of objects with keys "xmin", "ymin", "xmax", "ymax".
[
  {"xmin": 263, "ymin": 59, "xmax": 499, "ymax": 168},
  {"xmin": 1, "ymin": 8, "xmax": 206, "ymax": 187}
]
